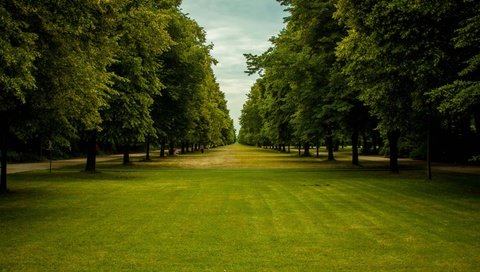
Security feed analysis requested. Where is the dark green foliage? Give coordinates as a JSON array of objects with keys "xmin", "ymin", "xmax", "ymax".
[
  {"xmin": 0, "ymin": 0, "xmax": 235, "ymax": 188},
  {"xmin": 0, "ymin": 1, "xmax": 38, "ymax": 191},
  {"xmin": 240, "ymin": 0, "xmax": 362, "ymax": 162},
  {"xmin": 336, "ymin": 0, "xmax": 479, "ymax": 167},
  {"xmin": 101, "ymin": 1, "xmax": 172, "ymax": 161},
  {"xmin": 151, "ymin": 10, "xmax": 234, "ymax": 153},
  {"xmin": 241, "ymin": 0, "xmax": 479, "ymax": 171}
]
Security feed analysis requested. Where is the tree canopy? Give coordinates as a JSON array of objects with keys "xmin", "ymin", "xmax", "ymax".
[
  {"xmin": 239, "ymin": 0, "xmax": 480, "ymax": 172},
  {"xmin": 0, "ymin": 0, "xmax": 235, "ymax": 191}
]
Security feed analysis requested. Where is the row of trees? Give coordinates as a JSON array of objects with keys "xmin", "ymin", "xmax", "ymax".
[
  {"xmin": 239, "ymin": 0, "xmax": 479, "ymax": 173},
  {"xmin": 1, "ymin": 0, "xmax": 235, "ymax": 192}
]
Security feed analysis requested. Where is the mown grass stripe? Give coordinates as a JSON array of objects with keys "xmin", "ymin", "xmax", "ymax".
[{"xmin": 1, "ymin": 145, "xmax": 479, "ymax": 271}]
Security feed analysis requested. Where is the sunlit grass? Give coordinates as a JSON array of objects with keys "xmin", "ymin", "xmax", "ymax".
[
  {"xmin": 98, "ymin": 144, "xmax": 402, "ymax": 171},
  {"xmin": 1, "ymin": 144, "xmax": 479, "ymax": 271}
]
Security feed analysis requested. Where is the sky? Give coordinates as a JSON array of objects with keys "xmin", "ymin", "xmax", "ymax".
[{"xmin": 180, "ymin": 0, "xmax": 287, "ymax": 132}]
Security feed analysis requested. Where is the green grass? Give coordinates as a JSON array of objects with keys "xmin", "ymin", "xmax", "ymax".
[{"xmin": 1, "ymin": 145, "xmax": 479, "ymax": 271}]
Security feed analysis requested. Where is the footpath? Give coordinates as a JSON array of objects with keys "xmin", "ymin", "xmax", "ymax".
[
  {"xmin": 5, "ymin": 144, "xmax": 479, "ymax": 175},
  {"xmin": 7, "ymin": 154, "xmax": 144, "ymax": 174}
]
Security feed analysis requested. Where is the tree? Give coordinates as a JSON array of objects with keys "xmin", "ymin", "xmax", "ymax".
[
  {"xmin": 335, "ymin": 0, "xmax": 463, "ymax": 172},
  {"xmin": 152, "ymin": 10, "xmax": 210, "ymax": 155},
  {"xmin": 239, "ymin": 79, "xmax": 266, "ymax": 146},
  {"xmin": 243, "ymin": 0, "xmax": 352, "ymax": 161},
  {"xmin": 100, "ymin": 1, "xmax": 173, "ymax": 165},
  {"xmin": 1, "ymin": 0, "xmax": 233, "ymax": 183},
  {"xmin": 284, "ymin": 0, "xmax": 350, "ymax": 160},
  {"xmin": 247, "ymin": 40, "xmax": 296, "ymax": 151},
  {"xmin": 30, "ymin": 1, "xmax": 119, "ymax": 173},
  {"xmin": 152, "ymin": 10, "xmax": 234, "ymax": 154},
  {"xmin": 2, "ymin": 0, "xmax": 117, "ymax": 188},
  {"xmin": 0, "ymin": 1, "xmax": 38, "ymax": 192},
  {"xmin": 429, "ymin": 0, "xmax": 480, "ymax": 162}
]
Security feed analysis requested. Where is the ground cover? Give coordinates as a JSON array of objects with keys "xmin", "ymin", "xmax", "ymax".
[{"xmin": 1, "ymin": 144, "xmax": 479, "ymax": 271}]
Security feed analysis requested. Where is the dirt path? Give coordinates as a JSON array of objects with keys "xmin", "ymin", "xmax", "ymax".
[
  {"xmin": 191, "ymin": 145, "xmax": 480, "ymax": 174},
  {"xmin": 7, "ymin": 153, "xmax": 144, "ymax": 174},
  {"xmin": 7, "ymin": 144, "xmax": 480, "ymax": 175}
]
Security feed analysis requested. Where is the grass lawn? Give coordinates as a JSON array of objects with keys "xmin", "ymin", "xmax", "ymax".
[{"xmin": 1, "ymin": 144, "xmax": 479, "ymax": 271}]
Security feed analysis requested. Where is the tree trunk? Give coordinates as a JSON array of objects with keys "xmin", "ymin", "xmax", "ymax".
[
  {"xmin": 1, "ymin": 122, "xmax": 8, "ymax": 193},
  {"xmin": 145, "ymin": 137, "xmax": 151, "ymax": 161},
  {"xmin": 169, "ymin": 143, "xmax": 175, "ymax": 156},
  {"xmin": 326, "ymin": 135, "xmax": 335, "ymax": 161},
  {"xmin": 181, "ymin": 142, "xmax": 185, "ymax": 154},
  {"xmin": 427, "ymin": 126, "xmax": 432, "ymax": 180},
  {"xmin": 123, "ymin": 146, "xmax": 130, "ymax": 165},
  {"xmin": 474, "ymin": 107, "xmax": 480, "ymax": 159},
  {"xmin": 363, "ymin": 132, "xmax": 373, "ymax": 154},
  {"xmin": 160, "ymin": 138, "xmax": 165, "ymax": 157},
  {"xmin": 475, "ymin": 107, "xmax": 480, "ymax": 137},
  {"xmin": 372, "ymin": 131, "xmax": 380, "ymax": 154},
  {"xmin": 304, "ymin": 143, "xmax": 310, "ymax": 157},
  {"xmin": 85, "ymin": 132, "xmax": 97, "ymax": 172},
  {"xmin": 352, "ymin": 127, "xmax": 359, "ymax": 166},
  {"xmin": 387, "ymin": 131, "xmax": 400, "ymax": 173}
]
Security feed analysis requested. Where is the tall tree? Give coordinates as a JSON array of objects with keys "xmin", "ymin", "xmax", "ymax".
[
  {"xmin": 152, "ymin": 10, "xmax": 209, "ymax": 155},
  {"xmin": 0, "ymin": 1, "xmax": 38, "ymax": 192},
  {"xmin": 285, "ymin": 0, "xmax": 349, "ymax": 160},
  {"xmin": 243, "ymin": 0, "xmax": 352, "ymax": 160},
  {"xmin": 335, "ymin": 0, "xmax": 462, "ymax": 172},
  {"xmin": 429, "ymin": 0, "xmax": 480, "ymax": 161},
  {"xmin": 152, "ymin": 9, "xmax": 234, "ymax": 153},
  {"xmin": 2, "ymin": 0, "xmax": 117, "ymax": 186},
  {"xmin": 33, "ymin": 0, "xmax": 119, "ymax": 172},
  {"xmin": 101, "ymin": 1, "xmax": 173, "ymax": 165},
  {"xmin": 239, "ymin": 79, "xmax": 267, "ymax": 146}
]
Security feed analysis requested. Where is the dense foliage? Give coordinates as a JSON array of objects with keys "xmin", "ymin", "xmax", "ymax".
[
  {"xmin": 239, "ymin": 0, "xmax": 480, "ymax": 172},
  {"xmin": 0, "ymin": 0, "xmax": 234, "ymax": 191}
]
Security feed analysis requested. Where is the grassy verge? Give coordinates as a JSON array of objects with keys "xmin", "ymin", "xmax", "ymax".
[{"xmin": 1, "ymin": 145, "xmax": 479, "ymax": 271}]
